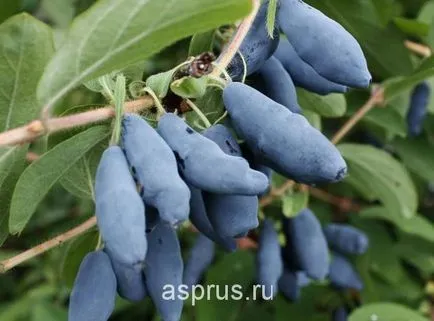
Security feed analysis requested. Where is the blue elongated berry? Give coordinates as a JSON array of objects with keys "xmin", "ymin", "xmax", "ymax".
[
  {"xmin": 145, "ymin": 222, "xmax": 183, "ymax": 321},
  {"xmin": 95, "ymin": 146, "xmax": 147, "ymax": 267},
  {"xmin": 183, "ymin": 234, "xmax": 215, "ymax": 290},
  {"xmin": 323, "ymin": 224, "xmax": 369, "ymax": 255},
  {"xmin": 228, "ymin": 0, "xmax": 279, "ymax": 80},
  {"xmin": 282, "ymin": 209, "xmax": 329, "ymax": 280},
  {"xmin": 69, "ymin": 251, "xmax": 116, "ymax": 321},
  {"xmin": 250, "ymin": 56, "xmax": 302, "ymax": 114},
  {"xmin": 223, "ymin": 83, "xmax": 347, "ymax": 184},
  {"xmin": 278, "ymin": 269, "xmax": 310, "ymax": 301},
  {"xmin": 241, "ymin": 144, "xmax": 273, "ymax": 194},
  {"xmin": 407, "ymin": 82, "xmax": 430, "ymax": 137},
  {"xmin": 278, "ymin": 269, "xmax": 299, "ymax": 301},
  {"xmin": 106, "ymin": 250, "xmax": 147, "ymax": 302},
  {"xmin": 204, "ymin": 193, "xmax": 259, "ymax": 238},
  {"xmin": 256, "ymin": 219, "xmax": 283, "ymax": 299},
  {"xmin": 277, "ymin": 0, "xmax": 371, "ymax": 88},
  {"xmin": 201, "ymin": 124, "xmax": 241, "ymax": 156},
  {"xmin": 122, "ymin": 113, "xmax": 190, "ymax": 225},
  {"xmin": 329, "ymin": 253, "xmax": 363, "ymax": 291},
  {"xmin": 297, "ymin": 271, "xmax": 311, "ymax": 288},
  {"xmin": 202, "ymin": 125, "xmax": 259, "ymax": 237},
  {"xmin": 333, "ymin": 306, "xmax": 348, "ymax": 321},
  {"xmin": 274, "ymin": 41, "xmax": 347, "ymax": 95},
  {"xmin": 157, "ymin": 113, "xmax": 268, "ymax": 195},
  {"xmin": 188, "ymin": 184, "xmax": 237, "ymax": 252}
]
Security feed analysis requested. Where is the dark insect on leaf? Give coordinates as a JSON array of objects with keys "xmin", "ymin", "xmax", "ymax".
[{"xmin": 188, "ymin": 52, "xmax": 216, "ymax": 78}]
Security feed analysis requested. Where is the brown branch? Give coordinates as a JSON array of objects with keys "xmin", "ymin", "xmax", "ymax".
[
  {"xmin": 308, "ymin": 187, "xmax": 361, "ymax": 212},
  {"xmin": 211, "ymin": 0, "xmax": 261, "ymax": 77},
  {"xmin": 25, "ymin": 152, "xmax": 40, "ymax": 162},
  {"xmin": 259, "ymin": 180, "xmax": 295, "ymax": 207},
  {"xmin": 331, "ymin": 87, "xmax": 384, "ymax": 145},
  {"xmin": 0, "ymin": 217, "xmax": 97, "ymax": 273},
  {"xmin": 404, "ymin": 40, "xmax": 432, "ymax": 58},
  {"xmin": 0, "ymin": 98, "xmax": 154, "ymax": 147}
]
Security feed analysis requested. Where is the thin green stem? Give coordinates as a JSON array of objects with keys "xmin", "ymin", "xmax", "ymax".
[
  {"xmin": 214, "ymin": 111, "xmax": 228, "ymax": 125},
  {"xmin": 143, "ymin": 87, "xmax": 165, "ymax": 117},
  {"xmin": 239, "ymin": 52, "xmax": 248, "ymax": 83},
  {"xmin": 95, "ymin": 233, "xmax": 102, "ymax": 250},
  {"xmin": 186, "ymin": 99, "xmax": 212, "ymax": 128}
]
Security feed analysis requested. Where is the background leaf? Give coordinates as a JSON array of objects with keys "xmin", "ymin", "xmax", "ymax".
[
  {"xmin": 297, "ymin": 88, "xmax": 346, "ymax": 118},
  {"xmin": 338, "ymin": 144, "xmax": 417, "ymax": 219},
  {"xmin": 9, "ymin": 126, "xmax": 109, "ymax": 234},
  {"xmin": 171, "ymin": 77, "xmax": 207, "ymax": 99},
  {"xmin": 61, "ymin": 230, "xmax": 99, "ymax": 288},
  {"xmin": 349, "ymin": 302, "xmax": 429, "ymax": 321},
  {"xmin": 188, "ymin": 30, "xmax": 216, "ymax": 57},
  {"xmin": 393, "ymin": 137, "xmax": 434, "ymax": 182},
  {"xmin": 360, "ymin": 206, "xmax": 434, "ymax": 243},
  {"xmin": 0, "ymin": 14, "xmax": 54, "ymax": 131}
]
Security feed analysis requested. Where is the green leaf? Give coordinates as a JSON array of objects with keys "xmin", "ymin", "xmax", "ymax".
[
  {"xmin": 338, "ymin": 144, "xmax": 417, "ymax": 219},
  {"xmin": 146, "ymin": 69, "xmax": 177, "ymax": 98},
  {"xmin": 397, "ymin": 234, "xmax": 434, "ymax": 276},
  {"xmin": 61, "ymin": 230, "xmax": 99, "ymax": 288},
  {"xmin": 170, "ymin": 76, "xmax": 207, "ymax": 99},
  {"xmin": 353, "ymin": 218, "xmax": 404, "ymax": 285},
  {"xmin": 384, "ymin": 56, "xmax": 434, "ymax": 101},
  {"xmin": 0, "ymin": 146, "xmax": 27, "ymax": 245},
  {"xmin": 187, "ymin": 87, "xmax": 225, "ymax": 128},
  {"xmin": 9, "ymin": 126, "xmax": 109, "ymax": 234},
  {"xmin": 0, "ymin": 147, "xmax": 22, "ymax": 188},
  {"xmin": 305, "ymin": 0, "xmax": 413, "ymax": 78},
  {"xmin": 360, "ymin": 206, "xmax": 434, "ymax": 243},
  {"xmin": 0, "ymin": 0, "xmax": 20, "ymax": 24},
  {"xmin": 393, "ymin": 17, "xmax": 429, "ymax": 37},
  {"xmin": 427, "ymin": 18, "xmax": 434, "ymax": 49},
  {"xmin": 418, "ymin": 0, "xmax": 434, "ymax": 25},
  {"xmin": 274, "ymin": 285, "xmax": 332, "ymax": 321},
  {"xmin": 345, "ymin": 90, "xmax": 407, "ymax": 138},
  {"xmin": 188, "ymin": 30, "xmax": 216, "ymax": 56},
  {"xmin": 59, "ymin": 142, "xmax": 106, "ymax": 200},
  {"xmin": 37, "ymin": 0, "xmax": 252, "ymax": 111},
  {"xmin": 349, "ymin": 303, "xmax": 429, "ymax": 321},
  {"xmin": 40, "ymin": 0, "xmax": 75, "ymax": 28},
  {"xmin": 282, "ymin": 189, "xmax": 309, "ymax": 218},
  {"xmin": 0, "ymin": 14, "xmax": 54, "ymax": 131},
  {"xmin": 393, "ymin": 137, "xmax": 434, "ymax": 182},
  {"xmin": 297, "ymin": 88, "xmax": 346, "ymax": 118},
  {"xmin": 360, "ymin": 106, "xmax": 407, "ymax": 138},
  {"xmin": 302, "ymin": 109, "xmax": 322, "ymax": 131},
  {"xmin": 32, "ymin": 303, "xmax": 67, "ymax": 321},
  {"xmin": 195, "ymin": 251, "xmax": 254, "ymax": 321}
]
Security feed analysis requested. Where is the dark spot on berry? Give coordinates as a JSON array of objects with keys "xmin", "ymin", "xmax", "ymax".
[
  {"xmin": 225, "ymin": 140, "xmax": 238, "ymax": 155},
  {"xmin": 186, "ymin": 127, "xmax": 194, "ymax": 134},
  {"xmin": 173, "ymin": 151, "xmax": 185, "ymax": 170},
  {"xmin": 158, "ymin": 238, "xmax": 163, "ymax": 245}
]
